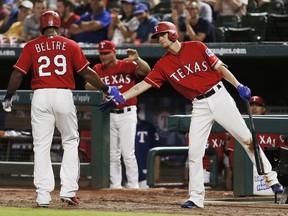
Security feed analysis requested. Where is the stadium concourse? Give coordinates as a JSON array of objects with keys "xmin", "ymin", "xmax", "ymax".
[{"xmin": 0, "ymin": 186, "xmax": 288, "ymax": 215}]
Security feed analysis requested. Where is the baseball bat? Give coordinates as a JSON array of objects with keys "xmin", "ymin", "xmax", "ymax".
[{"xmin": 245, "ymin": 101, "xmax": 265, "ymax": 175}]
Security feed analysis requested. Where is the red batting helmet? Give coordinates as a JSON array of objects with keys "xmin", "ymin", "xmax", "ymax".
[
  {"xmin": 151, "ymin": 21, "xmax": 179, "ymax": 42},
  {"xmin": 40, "ymin": 11, "xmax": 61, "ymax": 34},
  {"xmin": 249, "ymin": 96, "xmax": 265, "ymax": 106}
]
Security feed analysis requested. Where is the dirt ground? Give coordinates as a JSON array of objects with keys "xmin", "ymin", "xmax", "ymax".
[{"xmin": 0, "ymin": 186, "xmax": 288, "ymax": 216}]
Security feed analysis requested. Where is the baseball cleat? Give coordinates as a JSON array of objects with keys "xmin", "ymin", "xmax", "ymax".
[
  {"xmin": 37, "ymin": 203, "xmax": 49, "ymax": 208},
  {"xmin": 271, "ymin": 183, "xmax": 283, "ymax": 193},
  {"xmin": 181, "ymin": 200, "xmax": 199, "ymax": 208},
  {"xmin": 60, "ymin": 196, "xmax": 80, "ymax": 205}
]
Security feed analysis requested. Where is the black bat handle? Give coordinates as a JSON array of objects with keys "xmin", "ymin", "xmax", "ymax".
[{"xmin": 246, "ymin": 100, "xmax": 265, "ymax": 175}]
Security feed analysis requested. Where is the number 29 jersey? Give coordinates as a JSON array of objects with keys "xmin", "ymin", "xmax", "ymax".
[{"xmin": 13, "ymin": 35, "xmax": 90, "ymax": 90}]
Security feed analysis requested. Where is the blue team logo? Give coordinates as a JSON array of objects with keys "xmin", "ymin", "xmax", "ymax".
[{"xmin": 205, "ymin": 48, "xmax": 214, "ymax": 57}]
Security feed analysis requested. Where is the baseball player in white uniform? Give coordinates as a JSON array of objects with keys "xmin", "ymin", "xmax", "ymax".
[
  {"xmin": 85, "ymin": 40, "xmax": 151, "ymax": 188},
  {"xmin": 2, "ymin": 11, "xmax": 125, "ymax": 207},
  {"xmin": 100, "ymin": 21, "xmax": 284, "ymax": 208}
]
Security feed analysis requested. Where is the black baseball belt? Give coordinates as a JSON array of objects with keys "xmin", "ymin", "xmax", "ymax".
[{"xmin": 196, "ymin": 84, "xmax": 222, "ymax": 100}]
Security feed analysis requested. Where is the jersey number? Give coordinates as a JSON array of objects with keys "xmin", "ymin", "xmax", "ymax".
[{"xmin": 38, "ymin": 55, "xmax": 67, "ymax": 77}]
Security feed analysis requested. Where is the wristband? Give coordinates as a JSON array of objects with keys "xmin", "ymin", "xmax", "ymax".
[
  {"xmin": 100, "ymin": 85, "xmax": 109, "ymax": 93},
  {"xmin": 4, "ymin": 93, "xmax": 13, "ymax": 100}
]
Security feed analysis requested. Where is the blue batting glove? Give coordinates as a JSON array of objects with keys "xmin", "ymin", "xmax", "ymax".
[
  {"xmin": 106, "ymin": 86, "xmax": 126, "ymax": 104},
  {"xmin": 100, "ymin": 98, "xmax": 118, "ymax": 112},
  {"xmin": 237, "ymin": 84, "xmax": 251, "ymax": 101}
]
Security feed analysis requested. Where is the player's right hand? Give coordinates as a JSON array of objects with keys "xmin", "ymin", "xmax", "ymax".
[
  {"xmin": 2, "ymin": 98, "xmax": 13, "ymax": 112},
  {"xmin": 106, "ymin": 86, "xmax": 126, "ymax": 104},
  {"xmin": 99, "ymin": 98, "xmax": 118, "ymax": 112},
  {"xmin": 237, "ymin": 84, "xmax": 251, "ymax": 101}
]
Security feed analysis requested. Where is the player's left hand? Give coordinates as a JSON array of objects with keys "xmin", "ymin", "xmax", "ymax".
[
  {"xmin": 237, "ymin": 84, "xmax": 251, "ymax": 101},
  {"xmin": 124, "ymin": 49, "xmax": 139, "ymax": 61},
  {"xmin": 106, "ymin": 86, "xmax": 126, "ymax": 104},
  {"xmin": 2, "ymin": 98, "xmax": 13, "ymax": 112},
  {"xmin": 100, "ymin": 98, "xmax": 118, "ymax": 112}
]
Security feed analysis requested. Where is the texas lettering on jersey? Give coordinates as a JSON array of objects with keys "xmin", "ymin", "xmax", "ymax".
[
  {"xmin": 206, "ymin": 137, "xmax": 225, "ymax": 148},
  {"xmin": 257, "ymin": 133, "xmax": 286, "ymax": 149},
  {"xmin": 93, "ymin": 59, "xmax": 138, "ymax": 108},
  {"xmin": 101, "ymin": 74, "xmax": 132, "ymax": 85},
  {"xmin": 169, "ymin": 61, "xmax": 209, "ymax": 82},
  {"xmin": 145, "ymin": 41, "xmax": 223, "ymax": 99}
]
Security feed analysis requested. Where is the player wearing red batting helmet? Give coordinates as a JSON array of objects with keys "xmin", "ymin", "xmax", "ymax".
[
  {"xmin": 151, "ymin": 21, "xmax": 179, "ymax": 42},
  {"xmin": 40, "ymin": 11, "xmax": 61, "ymax": 34},
  {"xmin": 2, "ymin": 11, "xmax": 125, "ymax": 207}
]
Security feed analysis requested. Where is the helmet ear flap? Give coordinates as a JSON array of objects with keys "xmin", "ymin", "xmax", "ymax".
[{"xmin": 168, "ymin": 31, "xmax": 177, "ymax": 42}]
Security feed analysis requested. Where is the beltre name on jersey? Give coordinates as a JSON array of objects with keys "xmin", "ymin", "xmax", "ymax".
[{"xmin": 34, "ymin": 40, "xmax": 67, "ymax": 53}]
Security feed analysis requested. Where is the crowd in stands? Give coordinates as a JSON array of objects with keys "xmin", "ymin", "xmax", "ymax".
[{"xmin": 1, "ymin": 0, "xmax": 288, "ymax": 45}]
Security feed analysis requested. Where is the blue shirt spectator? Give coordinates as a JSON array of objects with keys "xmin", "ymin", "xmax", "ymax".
[
  {"xmin": 181, "ymin": 0, "xmax": 215, "ymax": 43},
  {"xmin": 69, "ymin": 0, "xmax": 111, "ymax": 43},
  {"xmin": 133, "ymin": 3, "xmax": 159, "ymax": 43}
]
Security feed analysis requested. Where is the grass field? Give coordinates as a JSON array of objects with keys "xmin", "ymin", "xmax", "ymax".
[{"xmin": 0, "ymin": 207, "xmax": 193, "ymax": 216}]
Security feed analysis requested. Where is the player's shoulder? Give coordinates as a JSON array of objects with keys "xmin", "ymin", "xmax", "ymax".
[
  {"xmin": 181, "ymin": 41, "xmax": 206, "ymax": 48},
  {"xmin": 57, "ymin": 35, "xmax": 78, "ymax": 45}
]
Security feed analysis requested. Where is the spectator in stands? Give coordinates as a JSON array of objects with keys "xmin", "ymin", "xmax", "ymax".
[
  {"xmin": 225, "ymin": 96, "xmax": 286, "ymax": 190},
  {"xmin": 196, "ymin": 0, "xmax": 213, "ymax": 22},
  {"xmin": 256, "ymin": 0, "xmax": 271, "ymax": 7},
  {"xmin": 201, "ymin": 0, "xmax": 218, "ymax": 20},
  {"xmin": 69, "ymin": 0, "xmax": 110, "ymax": 43},
  {"xmin": 0, "ymin": 0, "xmax": 33, "ymax": 34},
  {"xmin": 21, "ymin": 0, "xmax": 47, "ymax": 42},
  {"xmin": 74, "ymin": 0, "xmax": 92, "ymax": 16},
  {"xmin": 57, "ymin": 0, "xmax": 80, "ymax": 38},
  {"xmin": 135, "ymin": 106, "xmax": 160, "ymax": 188},
  {"xmin": 133, "ymin": 2, "xmax": 159, "ymax": 44},
  {"xmin": 162, "ymin": 0, "xmax": 186, "ymax": 41},
  {"xmin": 0, "ymin": 0, "xmax": 10, "ymax": 26},
  {"xmin": 181, "ymin": 0, "xmax": 215, "ymax": 42},
  {"xmin": 214, "ymin": 0, "xmax": 248, "ymax": 17},
  {"xmin": 106, "ymin": 0, "xmax": 121, "ymax": 12},
  {"xmin": 1, "ymin": 1, "xmax": 33, "ymax": 43},
  {"xmin": 107, "ymin": 0, "xmax": 139, "ymax": 45}
]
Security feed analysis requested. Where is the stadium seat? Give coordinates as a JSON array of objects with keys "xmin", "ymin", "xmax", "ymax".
[
  {"xmin": 150, "ymin": 2, "xmax": 171, "ymax": 14},
  {"xmin": 224, "ymin": 27, "xmax": 255, "ymax": 42},
  {"xmin": 246, "ymin": 0, "xmax": 258, "ymax": 13},
  {"xmin": 213, "ymin": 15, "xmax": 241, "ymax": 28},
  {"xmin": 241, "ymin": 12, "xmax": 268, "ymax": 41},
  {"xmin": 257, "ymin": 0, "xmax": 285, "ymax": 14},
  {"xmin": 266, "ymin": 13, "xmax": 288, "ymax": 41},
  {"xmin": 214, "ymin": 26, "xmax": 226, "ymax": 42}
]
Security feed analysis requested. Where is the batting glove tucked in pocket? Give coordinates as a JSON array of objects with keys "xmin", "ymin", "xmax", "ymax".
[{"xmin": 2, "ymin": 98, "xmax": 13, "ymax": 112}]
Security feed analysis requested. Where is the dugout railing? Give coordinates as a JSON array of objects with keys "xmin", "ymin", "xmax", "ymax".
[{"xmin": 0, "ymin": 90, "xmax": 110, "ymax": 188}]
